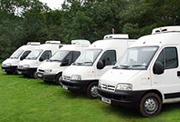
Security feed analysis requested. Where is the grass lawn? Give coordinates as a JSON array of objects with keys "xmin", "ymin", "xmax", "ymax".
[{"xmin": 0, "ymin": 69, "xmax": 180, "ymax": 122}]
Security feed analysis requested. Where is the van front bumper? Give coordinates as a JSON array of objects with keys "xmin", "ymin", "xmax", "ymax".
[
  {"xmin": 1, "ymin": 66, "xmax": 17, "ymax": 73},
  {"xmin": 36, "ymin": 72, "xmax": 56, "ymax": 81},
  {"xmin": 60, "ymin": 79, "xmax": 96, "ymax": 92},
  {"xmin": 98, "ymin": 88, "xmax": 146, "ymax": 108},
  {"xmin": 17, "ymin": 68, "xmax": 37, "ymax": 75}
]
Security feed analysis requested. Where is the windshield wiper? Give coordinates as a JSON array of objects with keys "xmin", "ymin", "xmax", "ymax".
[
  {"xmin": 50, "ymin": 59, "xmax": 61, "ymax": 62},
  {"xmin": 130, "ymin": 64, "xmax": 146, "ymax": 68},
  {"xmin": 83, "ymin": 62, "xmax": 92, "ymax": 64},
  {"xmin": 73, "ymin": 62, "xmax": 83, "ymax": 65},
  {"xmin": 119, "ymin": 65, "xmax": 130, "ymax": 69}
]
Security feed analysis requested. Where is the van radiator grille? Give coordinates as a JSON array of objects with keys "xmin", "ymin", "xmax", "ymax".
[
  {"xmin": 101, "ymin": 84, "xmax": 115, "ymax": 91},
  {"xmin": 63, "ymin": 75, "xmax": 71, "ymax": 81}
]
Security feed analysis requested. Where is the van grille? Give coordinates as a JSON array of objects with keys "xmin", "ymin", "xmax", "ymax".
[
  {"xmin": 101, "ymin": 84, "xmax": 115, "ymax": 92},
  {"xmin": 63, "ymin": 75, "xmax": 71, "ymax": 81},
  {"xmin": 38, "ymin": 69, "xmax": 45, "ymax": 72}
]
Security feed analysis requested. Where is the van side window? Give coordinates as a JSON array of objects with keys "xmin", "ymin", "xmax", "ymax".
[
  {"xmin": 99, "ymin": 50, "xmax": 116, "ymax": 66},
  {"xmin": 20, "ymin": 50, "xmax": 31, "ymax": 60},
  {"xmin": 156, "ymin": 47, "xmax": 178, "ymax": 69},
  {"xmin": 72, "ymin": 51, "xmax": 80, "ymax": 62},
  {"xmin": 40, "ymin": 50, "xmax": 52, "ymax": 61},
  {"xmin": 65, "ymin": 52, "xmax": 73, "ymax": 65}
]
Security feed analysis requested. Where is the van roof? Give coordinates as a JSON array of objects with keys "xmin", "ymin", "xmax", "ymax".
[
  {"xmin": 103, "ymin": 34, "xmax": 129, "ymax": 39},
  {"xmin": 89, "ymin": 39, "xmax": 135, "ymax": 50},
  {"xmin": 133, "ymin": 32, "xmax": 180, "ymax": 47},
  {"xmin": 152, "ymin": 26, "xmax": 180, "ymax": 34}
]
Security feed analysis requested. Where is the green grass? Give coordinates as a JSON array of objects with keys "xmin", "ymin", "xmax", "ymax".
[{"xmin": 0, "ymin": 69, "xmax": 180, "ymax": 122}]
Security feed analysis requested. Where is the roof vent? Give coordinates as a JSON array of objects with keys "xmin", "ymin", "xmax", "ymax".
[
  {"xmin": 71, "ymin": 40, "xmax": 90, "ymax": 46},
  {"xmin": 103, "ymin": 34, "xmax": 129, "ymax": 39},
  {"xmin": 152, "ymin": 26, "xmax": 180, "ymax": 34},
  {"xmin": 27, "ymin": 42, "xmax": 40, "ymax": 45},
  {"xmin": 45, "ymin": 41, "xmax": 61, "ymax": 44}
]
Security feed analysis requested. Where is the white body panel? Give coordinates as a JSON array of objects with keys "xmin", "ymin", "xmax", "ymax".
[
  {"xmin": 62, "ymin": 36, "xmax": 136, "ymax": 81},
  {"xmin": 2, "ymin": 42, "xmax": 40, "ymax": 69},
  {"xmin": 99, "ymin": 26, "xmax": 180, "ymax": 104},
  {"xmin": 37, "ymin": 40, "xmax": 90, "ymax": 76},
  {"xmin": 18, "ymin": 41, "xmax": 61, "ymax": 71}
]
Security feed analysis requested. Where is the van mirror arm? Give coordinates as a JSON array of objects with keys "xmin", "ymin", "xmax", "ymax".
[
  {"xmin": 97, "ymin": 60, "xmax": 105, "ymax": 69},
  {"xmin": 153, "ymin": 61, "xmax": 164, "ymax": 75}
]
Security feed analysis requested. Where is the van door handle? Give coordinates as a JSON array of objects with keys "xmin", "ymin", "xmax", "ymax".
[{"xmin": 177, "ymin": 71, "xmax": 180, "ymax": 76}]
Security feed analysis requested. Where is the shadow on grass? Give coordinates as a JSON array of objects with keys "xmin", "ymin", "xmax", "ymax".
[
  {"xmin": 59, "ymin": 89, "xmax": 88, "ymax": 99},
  {"xmin": 99, "ymin": 101, "xmax": 180, "ymax": 119},
  {"xmin": 100, "ymin": 103, "xmax": 141, "ymax": 118},
  {"xmin": 162, "ymin": 102, "xmax": 180, "ymax": 112}
]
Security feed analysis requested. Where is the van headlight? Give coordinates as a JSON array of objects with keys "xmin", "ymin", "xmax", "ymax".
[
  {"xmin": 23, "ymin": 64, "xmax": 29, "ymax": 68},
  {"xmin": 116, "ymin": 83, "xmax": 132, "ymax": 91},
  {"xmin": 5, "ymin": 63, "xmax": 12, "ymax": 66},
  {"xmin": 44, "ymin": 69, "xmax": 52, "ymax": 73},
  {"xmin": 71, "ymin": 75, "xmax": 81, "ymax": 80}
]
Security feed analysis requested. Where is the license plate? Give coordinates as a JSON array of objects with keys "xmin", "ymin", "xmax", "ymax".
[
  {"xmin": 101, "ymin": 97, "xmax": 111, "ymax": 104},
  {"xmin": 62, "ymin": 85, "xmax": 68, "ymax": 90},
  {"xmin": 37, "ymin": 73, "xmax": 42, "ymax": 77}
]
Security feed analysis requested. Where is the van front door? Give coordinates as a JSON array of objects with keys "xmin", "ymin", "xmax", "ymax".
[
  {"xmin": 95, "ymin": 50, "xmax": 116, "ymax": 79},
  {"xmin": 152, "ymin": 46, "xmax": 180, "ymax": 100}
]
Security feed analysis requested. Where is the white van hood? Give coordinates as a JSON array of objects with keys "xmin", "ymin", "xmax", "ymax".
[
  {"xmin": 38, "ymin": 62, "xmax": 61, "ymax": 70},
  {"xmin": 18, "ymin": 59, "xmax": 40, "ymax": 68},
  {"xmin": 100, "ymin": 69, "xmax": 141, "ymax": 86},
  {"xmin": 63, "ymin": 65, "xmax": 94, "ymax": 80},
  {"xmin": 2, "ymin": 58, "xmax": 19, "ymax": 66}
]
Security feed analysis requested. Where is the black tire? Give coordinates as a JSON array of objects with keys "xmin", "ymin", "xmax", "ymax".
[
  {"xmin": 86, "ymin": 82, "xmax": 98, "ymax": 99},
  {"xmin": 23, "ymin": 74, "xmax": 31, "ymax": 77},
  {"xmin": 43, "ymin": 80, "xmax": 50, "ymax": 83},
  {"xmin": 6, "ymin": 71, "xmax": 14, "ymax": 75},
  {"xmin": 55, "ymin": 73, "xmax": 62, "ymax": 85},
  {"xmin": 32, "ymin": 72, "xmax": 38, "ymax": 79},
  {"xmin": 139, "ymin": 93, "xmax": 162, "ymax": 117}
]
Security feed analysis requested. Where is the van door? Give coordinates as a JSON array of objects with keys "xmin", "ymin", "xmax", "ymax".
[
  {"xmin": 151, "ymin": 46, "xmax": 180, "ymax": 100},
  {"xmin": 95, "ymin": 50, "xmax": 116, "ymax": 79}
]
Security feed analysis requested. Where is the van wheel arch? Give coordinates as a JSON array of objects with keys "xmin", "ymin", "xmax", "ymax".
[
  {"xmin": 55, "ymin": 72, "xmax": 62, "ymax": 85},
  {"xmin": 140, "ymin": 90, "xmax": 163, "ymax": 102},
  {"xmin": 86, "ymin": 81, "xmax": 98, "ymax": 99},
  {"xmin": 139, "ymin": 91, "xmax": 162, "ymax": 117}
]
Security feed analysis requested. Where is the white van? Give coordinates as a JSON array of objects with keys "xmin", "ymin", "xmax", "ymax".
[
  {"xmin": 17, "ymin": 41, "xmax": 61, "ymax": 78},
  {"xmin": 60, "ymin": 34, "xmax": 136, "ymax": 99},
  {"xmin": 1, "ymin": 42, "xmax": 40, "ymax": 74},
  {"xmin": 98, "ymin": 26, "xmax": 180, "ymax": 117},
  {"xmin": 36, "ymin": 40, "xmax": 90, "ymax": 84}
]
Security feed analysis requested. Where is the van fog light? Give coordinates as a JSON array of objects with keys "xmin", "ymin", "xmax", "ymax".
[
  {"xmin": 116, "ymin": 83, "xmax": 132, "ymax": 91},
  {"xmin": 71, "ymin": 75, "xmax": 81, "ymax": 80}
]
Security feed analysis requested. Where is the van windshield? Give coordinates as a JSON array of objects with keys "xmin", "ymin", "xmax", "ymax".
[
  {"xmin": 49, "ymin": 50, "xmax": 70, "ymax": 62},
  {"xmin": 74, "ymin": 49, "xmax": 102, "ymax": 66},
  {"xmin": 114, "ymin": 46, "xmax": 158, "ymax": 70},
  {"xmin": 26, "ymin": 49, "xmax": 43, "ymax": 60},
  {"xmin": 10, "ymin": 50, "xmax": 24, "ymax": 59}
]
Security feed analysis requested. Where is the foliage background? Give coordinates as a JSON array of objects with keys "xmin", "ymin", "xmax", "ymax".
[{"xmin": 1, "ymin": 0, "xmax": 180, "ymax": 59}]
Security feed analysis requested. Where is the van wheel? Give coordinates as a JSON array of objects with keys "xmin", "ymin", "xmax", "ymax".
[
  {"xmin": 32, "ymin": 72, "xmax": 38, "ymax": 79},
  {"xmin": 139, "ymin": 93, "xmax": 162, "ymax": 117},
  {"xmin": 86, "ymin": 82, "xmax": 98, "ymax": 99},
  {"xmin": 55, "ymin": 73, "xmax": 62, "ymax": 85},
  {"xmin": 23, "ymin": 74, "xmax": 30, "ymax": 77},
  {"xmin": 6, "ymin": 71, "xmax": 14, "ymax": 74}
]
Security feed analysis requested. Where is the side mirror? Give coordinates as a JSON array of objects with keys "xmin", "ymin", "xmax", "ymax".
[
  {"xmin": 20, "ymin": 56, "xmax": 25, "ymax": 61},
  {"xmin": 97, "ymin": 60, "xmax": 105, "ymax": 69},
  {"xmin": 39, "ymin": 57, "xmax": 44, "ymax": 62},
  {"xmin": 61, "ymin": 59, "xmax": 69, "ymax": 66},
  {"xmin": 153, "ymin": 61, "xmax": 164, "ymax": 75}
]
